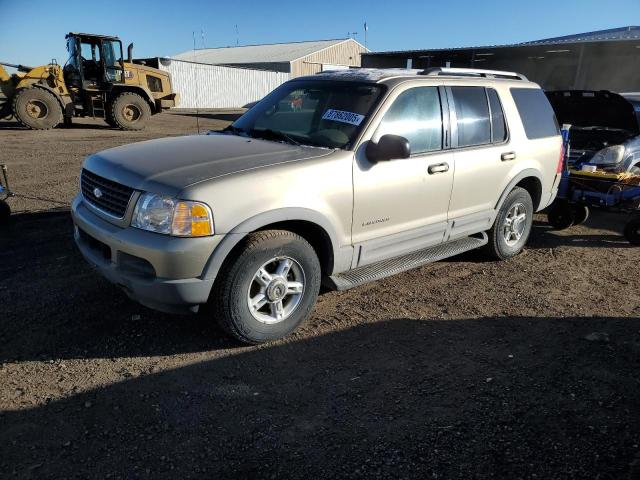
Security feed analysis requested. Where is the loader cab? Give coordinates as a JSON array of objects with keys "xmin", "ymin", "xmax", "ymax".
[{"xmin": 64, "ymin": 33, "xmax": 124, "ymax": 90}]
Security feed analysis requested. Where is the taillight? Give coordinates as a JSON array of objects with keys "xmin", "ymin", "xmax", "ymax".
[{"xmin": 556, "ymin": 143, "xmax": 565, "ymax": 174}]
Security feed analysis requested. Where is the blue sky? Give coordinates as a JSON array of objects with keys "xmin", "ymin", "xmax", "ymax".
[{"xmin": 2, "ymin": 0, "xmax": 639, "ymax": 67}]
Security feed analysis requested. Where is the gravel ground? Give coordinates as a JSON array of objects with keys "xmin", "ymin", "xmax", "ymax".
[{"xmin": 1, "ymin": 113, "xmax": 639, "ymax": 479}]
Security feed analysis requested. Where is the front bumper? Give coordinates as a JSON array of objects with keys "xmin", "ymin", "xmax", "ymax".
[{"xmin": 71, "ymin": 195, "xmax": 222, "ymax": 314}]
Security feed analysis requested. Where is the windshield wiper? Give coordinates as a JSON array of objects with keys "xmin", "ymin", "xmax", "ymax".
[
  {"xmin": 222, "ymin": 125, "xmax": 249, "ymax": 136},
  {"xmin": 249, "ymin": 128, "xmax": 301, "ymax": 146}
]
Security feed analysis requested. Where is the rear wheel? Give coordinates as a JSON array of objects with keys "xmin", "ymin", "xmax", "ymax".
[
  {"xmin": 12, "ymin": 88, "xmax": 62, "ymax": 130},
  {"xmin": 107, "ymin": 92, "xmax": 151, "ymax": 131},
  {"xmin": 485, "ymin": 187, "xmax": 533, "ymax": 260},
  {"xmin": 211, "ymin": 230, "xmax": 321, "ymax": 344},
  {"xmin": 624, "ymin": 218, "xmax": 640, "ymax": 245}
]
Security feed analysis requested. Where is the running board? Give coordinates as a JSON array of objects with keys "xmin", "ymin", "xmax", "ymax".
[{"xmin": 326, "ymin": 234, "xmax": 488, "ymax": 291}]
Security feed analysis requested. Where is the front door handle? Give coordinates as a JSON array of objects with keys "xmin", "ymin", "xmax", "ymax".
[
  {"xmin": 501, "ymin": 151, "xmax": 517, "ymax": 161},
  {"xmin": 428, "ymin": 162, "xmax": 449, "ymax": 174}
]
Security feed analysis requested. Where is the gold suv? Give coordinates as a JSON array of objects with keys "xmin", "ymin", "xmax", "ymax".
[{"xmin": 72, "ymin": 67, "xmax": 563, "ymax": 343}]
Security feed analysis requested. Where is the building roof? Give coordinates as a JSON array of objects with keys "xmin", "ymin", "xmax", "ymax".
[
  {"xmin": 173, "ymin": 38, "xmax": 361, "ymax": 64},
  {"xmin": 520, "ymin": 26, "xmax": 640, "ymax": 46},
  {"xmin": 364, "ymin": 26, "xmax": 640, "ymax": 56}
]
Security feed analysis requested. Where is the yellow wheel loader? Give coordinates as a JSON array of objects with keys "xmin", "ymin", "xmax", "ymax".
[{"xmin": 0, "ymin": 32, "xmax": 179, "ymax": 130}]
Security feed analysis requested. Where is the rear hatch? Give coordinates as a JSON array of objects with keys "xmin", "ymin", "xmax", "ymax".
[
  {"xmin": 546, "ymin": 90, "xmax": 639, "ymax": 164},
  {"xmin": 546, "ymin": 90, "xmax": 639, "ymax": 134}
]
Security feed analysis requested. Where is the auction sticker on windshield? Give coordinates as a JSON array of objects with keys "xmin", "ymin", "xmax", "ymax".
[{"xmin": 322, "ymin": 109, "xmax": 365, "ymax": 126}]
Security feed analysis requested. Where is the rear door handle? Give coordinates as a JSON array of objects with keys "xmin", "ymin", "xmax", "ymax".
[
  {"xmin": 501, "ymin": 151, "xmax": 516, "ymax": 161},
  {"xmin": 428, "ymin": 162, "xmax": 449, "ymax": 174}
]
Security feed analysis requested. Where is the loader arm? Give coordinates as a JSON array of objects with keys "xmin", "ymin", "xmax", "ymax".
[{"xmin": 0, "ymin": 64, "xmax": 10, "ymax": 83}]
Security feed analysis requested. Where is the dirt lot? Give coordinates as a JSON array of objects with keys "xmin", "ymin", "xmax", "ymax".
[{"xmin": 1, "ymin": 113, "xmax": 639, "ymax": 479}]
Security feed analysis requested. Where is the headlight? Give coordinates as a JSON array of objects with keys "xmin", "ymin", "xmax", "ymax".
[
  {"xmin": 131, "ymin": 192, "xmax": 213, "ymax": 237},
  {"xmin": 591, "ymin": 145, "xmax": 625, "ymax": 165}
]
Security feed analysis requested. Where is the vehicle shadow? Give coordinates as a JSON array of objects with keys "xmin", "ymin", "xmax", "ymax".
[
  {"xmin": 2, "ymin": 316, "xmax": 639, "ymax": 479},
  {"xmin": 1, "ymin": 207, "xmax": 637, "ymax": 363},
  {"xmin": 0, "ymin": 120, "xmax": 26, "ymax": 130},
  {"xmin": 528, "ymin": 209, "xmax": 633, "ymax": 249},
  {"xmin": 0, "ymin": 120, "xmax": 114, "ymax": 131},
  {"xmin": 0, "ymin": 211, "xmax": 238, "ymax": 363}
]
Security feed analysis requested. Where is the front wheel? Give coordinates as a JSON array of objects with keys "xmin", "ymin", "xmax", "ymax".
[
  {"xmin": 484, "ymin": 187, "xmax": 533, "ymax": 260},
  {"xmin": 624, "ymin": 218, "xmax": 640, "ymax": 245},
  {"xmin": 12, "ymin": 88, "xmax": 62, "ymax": 130},
  {"xmin": 547, "ymin": 200, "xmax": 574, "ymax": 230},
  {"xmin": 211, "ymin": 230, "xmax": 321, "ymax": 344}
]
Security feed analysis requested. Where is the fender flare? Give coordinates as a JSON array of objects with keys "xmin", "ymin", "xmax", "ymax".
[
  {"xmin": 494, "ymin": 168, "xmax": 543, "ymax": 212},
  {"xmin": 200, "ymin": 207, "xmax": 342, "ymax": 281}
]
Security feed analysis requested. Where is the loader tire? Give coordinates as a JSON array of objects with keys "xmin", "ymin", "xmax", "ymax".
[
  {"xmin": 12, "ymin": 88, "xmax": 62, "ymax": 130},
  {"xmin": 108, "ymin": 93, "xmax": 151, "ymax": 131}
]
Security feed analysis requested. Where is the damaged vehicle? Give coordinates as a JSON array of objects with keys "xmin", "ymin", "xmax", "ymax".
[{"xmin": 546, "ymin": 90, "xmax": 640, "ymax": 173}]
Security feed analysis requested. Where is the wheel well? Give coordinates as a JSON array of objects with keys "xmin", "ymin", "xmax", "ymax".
[
  {"xmin": 256, "ymin": 220, "xmax": 334, "ymax": 275},
  {"xmin": 515, "ymin": 176, "xmax": 542, "ymax": 211}
]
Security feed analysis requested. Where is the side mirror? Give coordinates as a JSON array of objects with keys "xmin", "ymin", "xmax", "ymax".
[{"xmin": 366, "ymin": 134, "xmax": 411, "ymax": 162}]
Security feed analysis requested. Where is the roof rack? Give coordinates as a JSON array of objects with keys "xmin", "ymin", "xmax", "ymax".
[{"xmin": 419, "ymin": 67, "xmax": 528, "ymax": 81}]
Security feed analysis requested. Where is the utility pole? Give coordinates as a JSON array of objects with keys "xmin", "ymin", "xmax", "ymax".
[
  {"xmin": 364, "ymin": 22, "xmax": 368, "ymax": 49},
  {"xmin": 235, "ymin": 24, "xmax": 239, "ymax": 46}
]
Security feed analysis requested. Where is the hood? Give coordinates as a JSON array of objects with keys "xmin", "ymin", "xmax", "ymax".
[
  {"xmin": 546, "ymin": 90, "xmax": 640, "ymax": 135},
  {"xmin": 83, "ymin": 133, "xmax": 332, "ymax": 196}
]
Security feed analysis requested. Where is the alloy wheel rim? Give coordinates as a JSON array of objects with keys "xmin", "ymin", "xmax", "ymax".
[
  {"xmin": 247, "ymin": 256, "xmax": 305, "ymax": 324},
  {"xmin": 503, "ymin": 203, "xmax": 527, "ymax": 246}
]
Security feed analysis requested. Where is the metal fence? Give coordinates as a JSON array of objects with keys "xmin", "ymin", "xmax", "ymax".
[{"xmin": 159, "ymin": 59, "xmax": 289, "ymax": 109}]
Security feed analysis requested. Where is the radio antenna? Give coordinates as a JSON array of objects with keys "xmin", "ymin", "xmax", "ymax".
[{"xmin": 192, "ymin": 31, "xmax": 201, "ymax": 134}]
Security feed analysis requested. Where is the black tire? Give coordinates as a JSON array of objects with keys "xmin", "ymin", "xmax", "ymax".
[
  {"xmin": 484, "ymin": 187, "xmax": 534, "ymax": 260},
  {"xmin": 624, "ymin": 218, "xmax": 640, "ymax": 245},
  {"xmin": 107, "ymin": 92, "xmax": 151, "ymax": 131},
  {"xmin": 211, "ymin": 230, "xmax": 321, "ymax": 344},
  {"xmin": 0, "ymin": 200, "xmax": 10, "ymax": 224},
  {"xmin": 547, "ymin": 200, "xmax": 574, "ymax": 230},
  {"xmin": 572, "ymin": 205, "xmax": 590, "ymax": 225},
  {"xmin": 104, "ymin": 110, "xmax": 117, "ymax": 128},
  {"xmin": 12, "ymin": 88, "xmax": 62, "ymax": 130}
]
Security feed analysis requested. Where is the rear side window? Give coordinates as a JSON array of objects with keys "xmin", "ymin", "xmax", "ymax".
[
  {"xmin": 376, "ymin": 87, "xmax": 443, "ymax": 154},
  {"xmin": 487, "ymin": 89, "xmax": 507, "ymax": 143},
  {"xmin": 511, "ymin": 88, "xmax": 560, "ymax": 139},
  {"xmin": 451, "ymin": 87, "xmax": 491, "ymax": 147}
]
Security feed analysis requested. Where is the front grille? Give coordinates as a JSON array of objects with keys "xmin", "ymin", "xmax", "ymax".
[{"xmin": 81, "ymin": 169, "xmax": 134, "ymax": 218}]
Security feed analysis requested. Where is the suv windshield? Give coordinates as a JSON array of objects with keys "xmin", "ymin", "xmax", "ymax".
[{"xmin": 231, "ymin": 80, "xmax": 385, "ymax": 149}]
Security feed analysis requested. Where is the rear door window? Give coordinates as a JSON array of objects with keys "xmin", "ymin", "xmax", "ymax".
[
  {"xmin": 487, "ymin": 88, "xmax": 507, "ymax": 143},
  {"xmin": 511, "ymin": 88, "xmax": 560, "ymax": 139},
  {"xmin": 376, "ymin": 87, "xmax": 443, "ymax": 154},
  {"xmin": 451, "ymin": 87, "xmax": 491, "ymax": 147}
]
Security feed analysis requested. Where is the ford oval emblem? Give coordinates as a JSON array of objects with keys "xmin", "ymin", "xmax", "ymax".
[{"xmin": 93, "ymin": 187, "xmax": 103, "ymax": 199}]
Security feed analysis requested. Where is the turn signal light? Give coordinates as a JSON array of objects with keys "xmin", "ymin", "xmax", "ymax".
[{"xmin": 172, "ymin": 201, "xmax": 214, "ymax": 237}]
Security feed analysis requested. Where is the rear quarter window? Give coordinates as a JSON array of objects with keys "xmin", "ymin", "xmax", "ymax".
[{"xmin": 510, "ymin": 88, "xmax": 560, "ymax": 139}]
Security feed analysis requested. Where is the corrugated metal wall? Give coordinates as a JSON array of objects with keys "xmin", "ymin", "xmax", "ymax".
[
  {"xmin": 291, "ymin": 39, "xmax": 367, "ymax": 77},
  {"xmin": 159, "ymin": 59, "xmax": 289, "ymax": 109}
]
